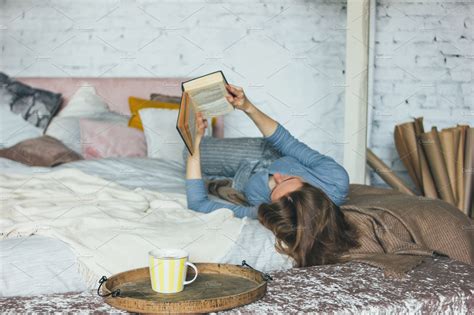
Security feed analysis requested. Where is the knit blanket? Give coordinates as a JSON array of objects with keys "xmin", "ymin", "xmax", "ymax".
[
  {"xmin": 0, "ymin": 169, "xmax": 244, "ymax": 288},
  {"xmin": 341, "ymin": 185, "xmax": 474, "ymax": 276}
]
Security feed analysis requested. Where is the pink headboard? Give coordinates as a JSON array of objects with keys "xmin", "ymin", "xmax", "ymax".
[{"xmin": 16, "ymin": 77, "xmax": 224, "ymax": 137}]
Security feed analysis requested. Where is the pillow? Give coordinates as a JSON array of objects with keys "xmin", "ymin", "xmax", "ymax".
[
  {"xmin": 45, "ymin": 85, "xmax": 129, "ymax": 153},
  {"xmin": 46, "ymin": 113, "xmax": 128, "ymax": 154},
  {"xmin": 0, "ymin": 107, "xmax": 43, "ymax": 148},
  {"xmin": 0, "ymin": 135, "xmax": 83, "ymax": 167},
  {"xmin": 150, "ymin": 93, "xmax": 181, "ymax": 103},
  {"xmin": 58, "ymin": 85, "xmax": 109, "ymax": 117},
  {"xmin": 80, "ymin": 119, "xmax": 147, "ymax": 159},
  {"xmin": 133, "ymin": 96, "xmax": 218, "ymax": 132},
  {"xmin": 128, "ymin": 97, "xmax": 180, "ymax": 130},
  {"xmin": 139, "ymin": 108, "xmax": 184, "ymax": 162},
  {"xmin": 0, "ymin": 72, "xmax": 62, "ymax": 130}
]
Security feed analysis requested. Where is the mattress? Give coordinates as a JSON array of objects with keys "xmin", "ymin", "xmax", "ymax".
[
  {"xmin": 1, "ymin": 157, "xmax": 473, "ymax": 314},
  {"xmin": 0, "ymin": 157, "xmax": 292, "ymax": 297}
]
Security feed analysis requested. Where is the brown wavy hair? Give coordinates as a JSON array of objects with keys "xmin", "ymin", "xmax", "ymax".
[{"xmin": 207, "ymin": 179, "xmax": 359, "ymax": 267}]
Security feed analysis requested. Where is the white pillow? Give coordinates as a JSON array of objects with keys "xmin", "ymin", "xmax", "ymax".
[
  {"xmin": 46, "ymin": 113, "xmax": 128, "ymax": 153},
  {"xmin": 0, "ymin": 107, "xmax": 42, "ymax": 148},
  {"xmin": 45, "ymin": 85, "xmax": 129, "ymax": 153},
  {"xmin": 58, "ymin": 85, "xmax": 109, "ymax": 117},
  {"xmin": 139, "ymin": 108, "xmax": 184, "ymax": 163}
]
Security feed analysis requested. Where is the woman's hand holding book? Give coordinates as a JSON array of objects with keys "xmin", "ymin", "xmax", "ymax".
[{"xmin": 225, "ymin": 84, "xmax": 254, "ymax": 113}]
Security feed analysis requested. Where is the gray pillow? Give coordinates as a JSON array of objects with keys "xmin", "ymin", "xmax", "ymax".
[
  {"xmin": 150, "ymin": 93, "xmax": 181, "ymax": 103},
  {"xmin": 0, "ymin": 72, "xmax": 62, "ymax": 131}
]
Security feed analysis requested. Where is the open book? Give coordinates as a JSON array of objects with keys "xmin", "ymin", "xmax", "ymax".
[{"xmin": 177, "ymin": 71, "xmax": 234, "ymax": 155}]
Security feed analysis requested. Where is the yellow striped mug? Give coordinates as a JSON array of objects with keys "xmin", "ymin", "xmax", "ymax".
[{"xmin": 148, "ymin": 249, "xmax": 198, "ymax": 294}]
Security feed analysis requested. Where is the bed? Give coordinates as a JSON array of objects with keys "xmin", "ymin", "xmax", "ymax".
[
  {"xmin": 1, "ymin": 257, "xmax": 472, "ymax": 313},
  {"xmin": 1, "ymin": 77, "xmax": 473, "ymax": 313},
  {"xmin": 0, "ymin": 156, "xmax": 293, "ymax": 297},
  {"xmin": 1, "ymin": 155, "xmax": 473, "ymax": 313}
]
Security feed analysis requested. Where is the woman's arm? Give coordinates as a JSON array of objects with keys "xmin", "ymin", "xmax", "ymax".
[
  {"xmin": 265, "ymin": 123, "xmax": 350, "ymax": 204},
  {"xmin": 226, "ymin": 84, "xmax": 349, "ymax": 203},
  {"xmin": 225, "ymin": 84, "xmax": 277, "ymax": 137},
  {"xmin": 185, "ymin": 112, "xmax": 258, "ymax": 219},
  {"xmin": 186, "ymin": 179, "xmax": 257, "ymax": 218},
  {"xmin": 225, "ymin": 84, "xmax": 341, "ymax": 169}
]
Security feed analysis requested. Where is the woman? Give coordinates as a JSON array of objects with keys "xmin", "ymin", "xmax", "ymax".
[
  {"xmin": 186, "ymin": 84, "xmax": 359, "ymax": 267},
  {"xmin": 186, "ymin": 84, "xmax": 474, "ymax": 272}
]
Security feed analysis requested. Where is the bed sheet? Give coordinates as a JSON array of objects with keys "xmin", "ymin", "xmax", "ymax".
[
  {"xmin": 0, "ymin": 157, "xmax": 187, "ymax": 193},
  {"xmin": 1, "ymin": 236, "xmax": 88, "ymax": 297},
  {"xmin": 0, "ymin": 157, "xmax": 292, "ymax": 297}
]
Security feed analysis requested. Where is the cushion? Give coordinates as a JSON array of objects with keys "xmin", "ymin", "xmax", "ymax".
[
  {"xmin": 139, "ymin": 108, "xmax": 184, "ymax": 163},
  {"xmin": 0, "ymin": 135, "xmax": 83, "ymax": 167},
  {"xmin": 0, "ymin": 72, "xmax": 62, "ymax": 130},
  {"xmin": 58, "ymin": 85, "xmax": 109, "ymax": 117},
  {"xmin": 150, "ymin": 93, "xmax": 181, "ymax": 103},
  {"xmin": 45, "ymin": 85, "xmax": 129, "ymax": 153},
  {"xmin": 128, "ymin": 97, "xmax": 180, "ymax": 130},
  {"xmin": 80, "ymin": 119, "xmax": 147, "ymax": 159},
  {"xmin": 0, "ymin": 107, "xmax": 43, "ymax": 148}
]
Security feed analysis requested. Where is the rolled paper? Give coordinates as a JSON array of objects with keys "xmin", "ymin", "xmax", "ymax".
[
  {"xmin": 394, "ymin": 122, "xmax": 421, "ymax": 191},
  {"xmin": 439, "ymin": 129, "xmax": 459, "ymax": 205},
  {"xmin": 456, "ymin": 125, "xmax": 469, "ymax": 211},
  {"xmin": 419, "ymin": 127, "xmax": 456, "ymax": 206},
  {"xmin": 414, "ymin": 117, "xmax": 438, "ymax": 199},
  {"xmin": 366, "ymin": 148, "xmax": 416, "ymax": 196},
  {"xmin": 463, "ymin": 127, "xmax": 473, "ymax": 217}
]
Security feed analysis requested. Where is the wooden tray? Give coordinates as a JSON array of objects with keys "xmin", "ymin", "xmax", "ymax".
[{"xmin": 99, "ymin": 263, "xmax": 268, "ymax": 314}]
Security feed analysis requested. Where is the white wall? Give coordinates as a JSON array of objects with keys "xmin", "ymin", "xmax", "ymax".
[
  {"xmin": 1, "ymin": 0, "xmax": 472, "ymax": 188},
  {"xmin": 0, "ymin": 0, "xmax": 348, "ymax": 164},
  {"xmin": 370, "ymin": 0, "xmax": 473, "ymax": 189}
]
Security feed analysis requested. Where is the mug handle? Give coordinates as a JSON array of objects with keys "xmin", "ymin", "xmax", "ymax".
[{"xmin": 183, "ymin": 262, "xmax": 198, "ymax": 285}]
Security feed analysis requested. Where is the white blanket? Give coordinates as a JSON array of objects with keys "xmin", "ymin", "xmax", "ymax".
[{"xmin": 0, "ymin": 168, "xmax": 244, "ymax": 288}]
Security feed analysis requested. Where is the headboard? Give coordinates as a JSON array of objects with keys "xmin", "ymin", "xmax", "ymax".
[{"xmin": 15, "ymin": 77, "xmax": 224, "ymax": 138}]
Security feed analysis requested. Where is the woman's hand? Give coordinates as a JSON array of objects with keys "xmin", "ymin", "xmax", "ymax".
[
  {"xmin": 225, "ymin": 83, "xmax": 277, "ymax": 137},
  {"xmin": 225, "ymin": 84, "xmax": 254, "ymax": 113},
  {"xmin": 194, "ymin": 112, "xmax": 208, "ymax": 149},
  {"xmin": 186, "ymin": 112, "xmax": 207, "ymax": 179}
]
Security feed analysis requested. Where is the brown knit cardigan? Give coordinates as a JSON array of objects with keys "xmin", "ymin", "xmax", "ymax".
[{"xmin": 341, "ymin": 184, "xmax": 474, "ymax": 276}]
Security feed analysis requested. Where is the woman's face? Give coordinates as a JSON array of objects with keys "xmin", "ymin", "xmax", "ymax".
[{"xmin": 270, "ymin": 173, "xmax": 304, "ymax": 202}]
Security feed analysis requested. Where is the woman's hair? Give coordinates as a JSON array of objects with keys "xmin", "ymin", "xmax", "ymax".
[
  {"xmin": 257, "ymin": 183, "xmax": 359, "ymax": 267},
  {"xmin": 206, "ymin": 179, "xmax": 250, "ymax": 206},
  {"xmin": 207, "ymin": 179, "xmax": 359, "ymax": 267}
]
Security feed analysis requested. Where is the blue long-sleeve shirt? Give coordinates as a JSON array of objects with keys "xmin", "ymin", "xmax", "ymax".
[{"xmin": 186, "ymin": 123, "xmax": 350, "ymax": 219}]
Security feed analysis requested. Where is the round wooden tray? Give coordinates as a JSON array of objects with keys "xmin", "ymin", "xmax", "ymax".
[{"xmin": 99, "ymin": 263, "xmax": 268, "ymax": 314}]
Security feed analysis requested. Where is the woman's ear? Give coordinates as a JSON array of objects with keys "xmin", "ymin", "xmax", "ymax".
[{"xmin": 273, "ymin": 173, "xmax": 285, "ymax": 183}]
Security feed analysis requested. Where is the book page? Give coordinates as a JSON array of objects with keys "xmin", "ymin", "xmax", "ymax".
[
  {"xmin": 187, "ymin": 99, "xmax": 196, "ymax": 152},
  {"xmin": 176, "ymin": 91, "xmax": 193, "ymax": 155},
  {"xmin": 182, "ymin": 71, "xmax": 223, "ymax": 91},
  {"xmin": 188, "ymin": 82, "xmax": 233, "ymax": 117}
]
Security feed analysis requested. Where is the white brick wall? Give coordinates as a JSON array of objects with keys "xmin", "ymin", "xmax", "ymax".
[
  {"xmin": 1, "ymin": 0, "xmax": 472, "ymax": 188},
  {"xmin": 370, "ymin": 0, "xmax": 473, "ymax": 190},
  {"xmin": 0, "ymin": 0, "xmax": 348, "ymax": 164}
]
